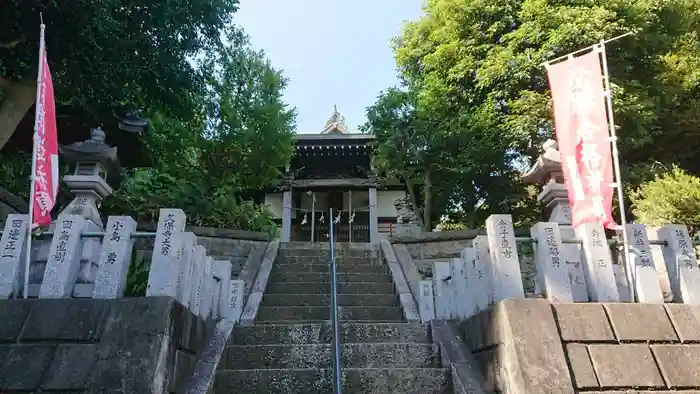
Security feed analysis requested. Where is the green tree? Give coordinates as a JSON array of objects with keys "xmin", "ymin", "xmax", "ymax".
[
  {"xmin": 392, "ymin": 0, "xmax": 700, "ymax": 213},
  {"xmin": 361, "ymin": 87, "xmax": 524, "ymax": 231},
  {"xmin": 0, "ymin": 0, "xmax": 238, "ymax": 151},
  {"xmin": 631, "ymin": 167, "xmax": 700, "ymax": 237},
  {"xmin": 103, "ymin": 28, "xmax": 296, "ymax": 234}
]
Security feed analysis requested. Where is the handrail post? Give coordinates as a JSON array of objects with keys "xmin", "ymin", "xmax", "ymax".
[{"xmin": 329, "ymin": 208, "xmax": 342, "ymax": 393}]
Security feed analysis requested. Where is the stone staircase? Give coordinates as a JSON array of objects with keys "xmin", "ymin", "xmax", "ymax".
[{"xmin": 214, "ymin": 243, "xmax": 452, "ymax": 393}]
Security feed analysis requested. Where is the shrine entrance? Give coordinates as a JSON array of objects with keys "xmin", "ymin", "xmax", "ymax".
[{"xmin": 290, "ymin": 189, "xmax": 371, "ymax": 243}]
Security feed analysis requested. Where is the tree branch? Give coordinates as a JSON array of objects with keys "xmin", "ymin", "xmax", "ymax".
[{"xmin": 0, "ymin": 36, "xmax": 26, "ymax": 49}]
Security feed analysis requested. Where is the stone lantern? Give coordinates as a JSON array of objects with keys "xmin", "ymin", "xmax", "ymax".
[
  {"xmin": 522, "ymin": 139, "xmax": 572, "ymax": 225},
  {"xmin": 29, "ymin": 127, "xmax": 120, "ymax": 296},
  {"xmin": 59, "ymin": 126, "xmax": 119, "ymax": 226}
]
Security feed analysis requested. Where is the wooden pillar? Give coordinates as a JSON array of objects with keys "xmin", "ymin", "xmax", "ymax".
[
  {"xmin": 282, "ymin": 189, "xmax": 292, "ymax": 242},
  {"xmin": 369, "ymin": 187, "xmax": 379, "ymax": 244}
]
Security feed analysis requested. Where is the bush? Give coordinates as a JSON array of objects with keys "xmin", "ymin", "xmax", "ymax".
[{"xmin": 630, "ymin": 167, "xmax": 700, "ymax": 236}]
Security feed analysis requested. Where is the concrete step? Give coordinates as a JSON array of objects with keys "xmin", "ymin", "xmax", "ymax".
[
  {"xmin": 221, "ymin": 343, "xmax": 440, "ymax": 370},
  {"xmin": 269, "ymin": 271, "xmax": 392, "ymax": 283},
  {"xmin": 279, "ymin": 248, "xmax": 376, "ymax": 258},
  {"xmin": 261, "ymin": 294, "xmax": 400, "ymax": 307},
  {"xmin": 256, "ymin": 306, "xmax": 404, "ymax": 322},
  {"xmin": 276, "ymin": 255, "xmax": 379, "ymax": 265},
  {"xmin": 232, "ymin": 323, "xmax": 430, "ymax": 345},
  {"xmin": 214, "ymin": 368, "xmax": 451, "ymax": 394},
  {"xmin": 266, "ymin": 281, "xmax": 395, "ymax": 295},
  {"xmin": 273, "ymin": 263, "xmax": 387, "ymax": 274}
]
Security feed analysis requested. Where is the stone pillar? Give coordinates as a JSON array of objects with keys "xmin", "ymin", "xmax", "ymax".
[
  {"xmin": 281, "ymin": 189, "xmax": 292, "ymax": 242},
  {"xmin": 92, "ymin": 216, "xmax": 137, "ymax": 299},
  {"xmin": 146, "ymin": 208, "xmax": 187, "ymax": 297},
  {"xmin": 368, "ymin": 187, "xmax": 379, "ymax": 244},
  {"xmin": 485, "ymin": 214, "xmax": 525, "ymax": 302},
  {"xmin": 0, "ymin": 214, "xmax": 29, "ymax": 298}
]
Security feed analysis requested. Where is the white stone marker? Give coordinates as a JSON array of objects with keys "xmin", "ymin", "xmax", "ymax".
[
  {"xmin": 658, "ymin": 224, "xmax": 700, "ymax": 304},
  {"xmin": 450, "ymin": 257, "xmax": 469, "ymax": 319},
  {"xmin": 146, "ymin": 208, "xmax": 186, "ymax": 297},
  {"xmin": 612, "ymin": 264, "xmax": 632, "ymax": 302},
  {"xmin": 472, "ymin": 235, "xmax": 494, "ymax": 307},
  {"xmin": 212, "ymin": 260, "xmax": 233, "ymax": 318},
  {"xmin": 559, "ymin": 226, "xmax": 589, "ymax": 302},
  {"xmin": 576, "ymin": 222, "xmax": 619, "ymax": 302},
  {"xmin": 531, "ymin": 222, "xmax": 574, "ymax": 303},
  {"xmin": 175, "ymin": 232, "xmax": 197, "ymax": 307},
  {"xmin": 190, "ymin": 245, "xmax": 207, "ymax": 316},
  {"xmin": 227, "ymin": 279, "xmax": 244, "ymax": 322},
  {"xmin": 0, "ymin": 214, "xmax": 29, "ymax": 298},
  {"xmin": 92, "ymin": 216, "xmax": 137, "ymax": 299},
  {"xmin": 485, "ymin": 215, "xmax": 524, "ymax": 302},
  {"xmin": 646, "ymin": 228, "xmax": 675, "ymax": 302},
  {"xmin": 432, "ymin": 261, "xmax": 454, "ymax": 319},
  {"xmin": 40, "ymin": 215, "xmax": 87, "ymax": 298},
  {"xmin": 623, "ymin": 224, "xmax": 664, "ymax": 303},
  {"xmin": 418, "ymin": 280, "xmax": 435, "ymax": 323},
  {"xmin": 199, "ymin": 256, "xmax": 214, "ymax": 318},
  {"xmin": 460, "ymin": 248, "xmax": 481, "ymax": 318}
]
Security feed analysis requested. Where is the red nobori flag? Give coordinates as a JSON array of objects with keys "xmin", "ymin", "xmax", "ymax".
[
  {"xmin": 31, "ymin": 26, "xmax": 59, "ymax": 228},
  {"xmin": 546, "ymin": 50, "xmax": 616, "ymax": 229}
]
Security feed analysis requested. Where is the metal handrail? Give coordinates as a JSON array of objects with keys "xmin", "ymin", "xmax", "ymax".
[{"xmin": 328, "ymin": 208, "xmax": 342, "ymax": 394}]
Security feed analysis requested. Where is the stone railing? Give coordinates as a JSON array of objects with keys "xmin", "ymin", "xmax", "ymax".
[
  {"xmin": 0, "ymin": 208, "xmax": 255, "ymax": 322},
  {"xmin": 412, "ymin": 214, "xmax": 699, "ymax": 323}
]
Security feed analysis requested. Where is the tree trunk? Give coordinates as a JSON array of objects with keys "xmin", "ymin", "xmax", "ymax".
[
  {"xmin": 422, "ymin": 168, "xmax": 432, "ymax": 232},
  {"xmin": 403, "ymin": 175, "xmax": 425, "ymax": 230},
  {"xmin": 0, "ymin": 77, "xmax": 36, "ymax": 151}
]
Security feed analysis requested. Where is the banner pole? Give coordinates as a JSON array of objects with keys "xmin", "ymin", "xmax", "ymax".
[
  {"xmin": 598, "ymin": 41, "xmax": 635, "ymax": 302},
  {"xmin": 541, "ymin": 32, "xmax": 634, "ymax": 67},
  {"xmin": 24, "ymin": 21, "xmax": 46, "ymax": 299}
]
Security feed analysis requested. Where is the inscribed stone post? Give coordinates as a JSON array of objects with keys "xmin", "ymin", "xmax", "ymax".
[
  {"xmin": 0, "ymin": 215, "xmax": 29, "ymax": 298},
  {"xmin": 530, "ymin": 222, "xmax": 574, "ymax": 303},
  {"xmin": 646, "ymin": 228, "xmax": 674, "ymax": 302},
  {"xmin": 281, "ymin": 190, "xmax": 292, "ymax": 242},
  {"xmin": 39, "ymin": 215, "xmax": 87, "ymax": 298},
  {"xmin": 450, "ymin": 257, "xmax": 469, "ymax": 319},
  {"xmin": 559, "ymin": 226, "xmax": 588, "ymax": 302},
  {"xmin": 432, "ymin": 261, "xmax": 454, "ymax": 319},
  {"xmin": 189, "ymin": 245, "xmax": 206, "ymax": 316},
  {"xmin": 146, "ymin": 209, "xmax": 186, "ymax": 297},
  {"xmin": 457, "ymin": 248, "xmax": 483, "ymax": 319},
  {"xmin": 212, "ymin": 260, "xmax": 232, "ymax": 318},
  {"xmin": 418, "ymin": 280, "xmax": 435, "ymax": 323},
  {"xmin": 612, "ymin": 264, "xmax": 632, "ymax": 302},
  {"xmin": 485, "ymin": 215, "xmax": 524, "ymax": 302},
  {"xmin": 658, "ymin": 224, "xmax": 700, "ymax": 304},
  {"xmin": 92, "ymin": 216, "xmax": 137, "ymax": 299},
  {"xmin": 472, "ymin": 235, "xmax": 494, "ymax": 307},
  {"xmin": 575, "ymin": 222, "xmax": 619, "ymax": 302},
  {"xmin": 228, "ymin": 279, "xmax": 244, "ymax": 322},
  {"xmin": 199, "ymin": 256, "xmax": 214, "ymax": 318},
  {"xmin": 623, "ymin": 224, "xmax": 664, "ymax": 303},
  {"xmin": 175, "ymin": 232, "xmax": 197, "ymax": 308}
]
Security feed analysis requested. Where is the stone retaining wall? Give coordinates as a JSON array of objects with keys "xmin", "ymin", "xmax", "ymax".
[
  {"xmin": 0, "ymin": 297, "xmax": 208, "ymax": 393},
  {"xmin": 462, "ymin": 298, "xmax": 700, "ymax": 393}
]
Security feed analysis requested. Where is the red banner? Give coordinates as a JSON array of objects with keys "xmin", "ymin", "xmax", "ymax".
[
  {"xmin": 546, "ymin": 50, "xmax": 616, "ymax": 229},
  {"xmin": 32, "ymin": 37, "xmax": 59, "ymax": 228}
]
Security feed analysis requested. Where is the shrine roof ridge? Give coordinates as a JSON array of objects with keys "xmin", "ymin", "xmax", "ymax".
[{"xmin": 293, "ymin": 133, "xmax": 374, "ymax": 142}]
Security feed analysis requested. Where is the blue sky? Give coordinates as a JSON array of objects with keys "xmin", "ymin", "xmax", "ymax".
[{"xmin": 234, "ymin": 0, "xmax": 423, "ymax": 134}]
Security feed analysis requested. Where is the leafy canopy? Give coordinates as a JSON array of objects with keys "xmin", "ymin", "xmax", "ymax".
[{"xmin": 0, "ymin": 0, "xmax": 239, "ymax": 150}]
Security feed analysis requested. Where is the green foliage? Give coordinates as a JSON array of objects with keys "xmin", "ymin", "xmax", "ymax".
[
  {"xmin": 124, "ymin": 250, "xmax": 149, "ymax": 297},
  {"xmin": 0, "ymin": 8, "xmax": 294, "ymax": 235},
  {"xmin": 0, "ymin": 0, "xmax": 239, "ymax": 149},
  {"xmin": 631, "ymin": 167, "xmax": 700, "ymax": 236},
  {"xmin": 369, "ymin": 0, "xmax": 700, "ymax": 227}
]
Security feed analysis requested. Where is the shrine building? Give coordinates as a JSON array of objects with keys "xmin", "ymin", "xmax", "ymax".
[{"xmin": 263, "ymin": 107, "xmax": 406, "ymax": 243}]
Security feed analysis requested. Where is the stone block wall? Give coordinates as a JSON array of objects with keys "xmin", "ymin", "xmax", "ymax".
[
  {"xmin": 134, "ymin": 225, "xmax": 269, "ymax": 276},
  {"xmin": 391, "ymin": 228, "xmax": 536, "ymax": 295},
  {"xmin": 462, "ymin": 298, "xmax": 700, "ymax": 393},
  {"xmin": 0, "ymin": 297, "xmax": 208, "ymax": 393}
]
